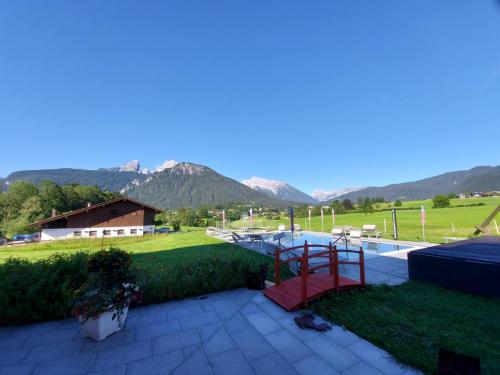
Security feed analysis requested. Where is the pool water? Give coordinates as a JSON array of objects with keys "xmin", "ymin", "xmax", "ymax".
[{"xmin": 273, "ymin": 231, "xmax": 412, "ymax": 255}]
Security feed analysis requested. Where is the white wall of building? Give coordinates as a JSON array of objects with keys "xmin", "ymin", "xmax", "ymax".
[{"xmin": 41, "ymin": 225, "xmax": 156, "ymax": 241}]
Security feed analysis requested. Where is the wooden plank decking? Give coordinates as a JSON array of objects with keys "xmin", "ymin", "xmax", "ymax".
[{"xmin": 263, "ymin": 274, "xmax": 361, "ymax": 311}]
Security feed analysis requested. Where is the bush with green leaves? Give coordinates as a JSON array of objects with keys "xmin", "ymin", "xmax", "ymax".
[
  {"xmin": 0, "ymin": 253, "xmax": 89, "ymax": 324},
  {"xmin": 432, "ymin": 194, "xmax": 451, "ymax": 208},
  {"xmin": 0, "ymin": 246, "xmax": 282, "ymax": 325}
]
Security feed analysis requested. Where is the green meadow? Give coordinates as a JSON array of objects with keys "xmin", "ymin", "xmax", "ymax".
[
  {"xmin": 279, "ymin": 197, "xmax": 500, "ymax": 244},
  {"xmin": 0, "ymin": 229, "xmax": 219, "ymax": 262}
]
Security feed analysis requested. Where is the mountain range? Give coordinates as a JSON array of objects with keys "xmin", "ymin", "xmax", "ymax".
[
  {"xmin": 1, "ymin": 161, "xmax": 499, "ymax": 209},
  {"xmin": 328, "ymin": 165, "xmax": 500, "ymax": 203}
]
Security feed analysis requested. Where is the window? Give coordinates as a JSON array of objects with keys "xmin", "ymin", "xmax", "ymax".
[
  {"xmin": 89, "ymin": 231, "xmax": 97, "ymax": 237},
  {"xmin": 103, "ymin": 230, "xmax": 111, "ymax": 236},
  {"xmin": 73, "ymin": 231, "xmax": 82, "ymax": 237},
  {"xmin": 130, "ymin": 229, "xmax": 137, "ymax": 235},
  {"xmin": 117, "ymin": 229, "xmax": 125, "ymax": 236}
]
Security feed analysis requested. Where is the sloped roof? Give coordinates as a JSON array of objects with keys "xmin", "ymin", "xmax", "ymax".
[{"xmin": 30, "ymin": 197, "xmax": 164, "ymax": 226}]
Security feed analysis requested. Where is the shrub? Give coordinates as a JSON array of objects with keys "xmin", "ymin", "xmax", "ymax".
[
  {"xmin": 171, "ymin": 218, "xmax": 181, "ymax": 231},
  {"xmin": 0, "ymin": 253, "xmax": 89, "ymax": 324},
  {"xmin": 138, "ymin": 253, "xmax": 268, "ymax": 304},
  {"xmin": 432, "ymin": 195, "xmax": 451, "ymax": 208},
  {"xmin": 0, "ymin": 246, "xmax": 287, "ymax": 325},
  {"xmin": 394, "ymin": 200, "xmax": 402, "ymax": 207}
]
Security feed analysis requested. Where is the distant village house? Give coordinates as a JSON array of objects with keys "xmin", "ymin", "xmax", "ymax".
[{"xmin": 31, "ymin": 197, "xmax": 163, "ymax": 241}]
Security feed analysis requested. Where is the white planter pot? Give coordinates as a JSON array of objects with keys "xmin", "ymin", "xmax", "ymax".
[{"xmin": 79, "ymin": 306, "xmax": 128, "ymax": 341}]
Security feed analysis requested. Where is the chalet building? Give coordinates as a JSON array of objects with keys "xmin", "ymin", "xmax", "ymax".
[{"xmin": 32, "ymin": 197, "xmax": 164, "ymax": 241}]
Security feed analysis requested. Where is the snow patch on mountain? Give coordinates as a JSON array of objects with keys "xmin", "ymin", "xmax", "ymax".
[
  {"xmin": 119, "ymin": 160, "xmax": 141, "ymax": 172},
  {"xmin": 241, "ymin": 177, "xmax": 287, "ymax": 195},
  {"xmin": 154, "ymin": 160, "xmax": 179, "ymax": 173},
  {"xmin": 312, "ymin": 187, "xmax": 365, "ymax": 202},
  {"xmin": 241, "ymin": 176, "xmax": 316, "ymax": 203}
]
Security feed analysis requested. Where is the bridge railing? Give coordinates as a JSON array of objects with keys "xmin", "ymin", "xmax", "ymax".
[{"xmin": 274, "ymin": 241, "xmax": 365, "ymax": 305}]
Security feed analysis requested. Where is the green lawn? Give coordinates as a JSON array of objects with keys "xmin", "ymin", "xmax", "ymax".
[
  {"xmin": 312, "ymin": 282, "xmax": 500, "ymax": 374},
  {"xmin": 279, "ymin": 197, "xmax": 500, "ymax": 244},
  {"xmin": 0, "ymin": 229, "xmax": 219, "ymax": 262}
]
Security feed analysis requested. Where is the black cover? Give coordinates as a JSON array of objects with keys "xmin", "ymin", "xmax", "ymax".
[{"xmin": 408, "ymin": 237, "xmax": 500, "ymax": 298}]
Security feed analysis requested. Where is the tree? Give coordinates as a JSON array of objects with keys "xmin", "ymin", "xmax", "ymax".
[
  {"xmin": 197, "ymin": 207, "xmax": 209, "ymax": 219},
  {"xmin": 155, "ymin": 212, "xmax": 169, "ymax": 226},
  {"xmin": 394, "ymin": 200, "xmax": 402, "ymax": 207},
  {"xmin": 170, "ymin": 218, "xmax": 181, "ymax": 231},
  {"xmin": 432, "ymin": 195, "xmax": 450, "ymax": 208},
  {"xmin": 342, "ymin": 199, "xmax": 353, "ymax": 211},
  {"xmin": 1, "ymin": 181, "xmax": 38, "ymax": 221},
  {"xmin": 330, "ymin": 200, "xmax": 345, "ymax": 214},
  {"xmin": 38, "ymin": 180, "xmax": 66, "ymax": 217}
]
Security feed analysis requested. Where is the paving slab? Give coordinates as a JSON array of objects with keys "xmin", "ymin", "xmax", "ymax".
[
  {"xmin": 224, "ymin": 313, "xmax": 253, "ymax": 333},
  {"xmin": 342, "ymin": 361, "xmax": 384, "ymax": 375},
  {"xmin": 208, "ymin": 348, "xmax": 254, "ymax": 375},
  {"xmin": 88, "ymin": 365, "xmax": 126, "ymax": 375},
  {"xmin": 80, "ymin": 328, "xmax": 136, "ymax": 353},
  {"xmin": 347, "ymin": 339, "xmax": 412, "ymax": 375},
  {"xmin": 293, "ymin": 354, "xmax": 340, "ymax": 375},
  {"xmin": 126, "ymin": 350, "xmax": 184, "ymax": 375},
  {"xmin": 264, "ymin": 330, "xmax": 314, "ymax": 364},
  {"xmin": 173, "ymin": 347, "xmax": 213, "ymax": 375},
  {"xmin": 33, "ymin": 352, "xmax": 96, "ymax": 375},
  {"xmin": 250, "ymin": 352, "xmax": 298, "ymax": 375},
  {"xmin": 179, "ymin": 311, "xmax": 220, "ymax": 330},
  {"xmin": 0, "ymin": 333, "xmax": 30, "ymax": 350},
  {"xmin": 202, "ymin": 328, "xmax": 236, "ymax": 357},
  {"xmin": 2, "ymin": 288, "xmax": 421, "ymax": 375},
  {"xmin": 245, "ymin": 312, "xmax": 281, "ymax": 335},
  {"xmin": 229, "ymin": 328, "xmax": 275, "ymax": 361},
  {"xmin": 152, "ymin": 328, "xmax": 201, "ymax": 355},
  {"xmin": 135, "ymin": 319, "xmax": 181, "ymax": 341},
  {"xmin": 22, "ymin": 340, "xmax": 84, "ymax": 364},
  {"xmin": 304, "ymin": 335, "xmax": 360, "ymax": 372},
  {"xmin": 0, "ymin": 348, "xmax": 29, "ymax": 366},
  {"xmin": 0, "ymin": 364, "xmax": 35, "ymax": 375},
  {"xmin": 93, "ymin": 340, "xmax": 152, "ymax": 371}
]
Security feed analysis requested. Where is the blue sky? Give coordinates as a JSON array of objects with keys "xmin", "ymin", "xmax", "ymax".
[{"xmin": 1, "ymin": 1, "xmax": 499, "ymax": 194}]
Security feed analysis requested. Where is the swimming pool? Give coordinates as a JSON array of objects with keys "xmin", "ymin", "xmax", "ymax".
[{"xmin": 272, "ymin": 231, "xmax": 413, "ymax": 255}]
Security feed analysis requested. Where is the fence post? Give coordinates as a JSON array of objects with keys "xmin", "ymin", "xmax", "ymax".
[
  {"xmin": 333, "ymin": 245, "xmax": 339, "ymax": 289},
  {"xmin": 274, "ymin": 247, "xmax": 281, "ymax": 286},
  {"xmin": 328, "ymin": 242, "xmax": 334, "ymax": 276},
  {"xmin": 359, "ymin": 247, "xmax": 366, "ymax": 286},
  {"xmin": 302, "ymin": 241, "xmax": 308, "ymax": 306}
]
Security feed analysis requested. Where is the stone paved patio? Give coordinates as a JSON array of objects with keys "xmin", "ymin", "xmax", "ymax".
[{"xmin": 0, "ymin": 288, "xmax": 421, "ymax": 375}]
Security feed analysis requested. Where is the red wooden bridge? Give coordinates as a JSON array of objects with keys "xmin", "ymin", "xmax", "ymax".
[{"xmin": 263, "ymin": 241, "xmax": 366, "ymax": 311}]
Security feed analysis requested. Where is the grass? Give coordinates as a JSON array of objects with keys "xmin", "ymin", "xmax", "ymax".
[
  {"xmin": 312, "ymin": 281, "xmax": 500, "ymax": 374},
  {"xmin": 279, "ymin": 197, "xmax": 500, "ymax": 243},
  {"xmin": 0, "ymin": 228, "xmax": 215, "ymax": 262},
  {"xmin": 0, "ymin": 229, "xmax": 292, "ymax": 283}
]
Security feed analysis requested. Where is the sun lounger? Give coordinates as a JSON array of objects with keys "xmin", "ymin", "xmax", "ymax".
[
  {"xmin": 362, "ymin": 224, "xmax": 382, "ymax": 238},
  {"xmin": 278, "ymin": 224, "xmax": 286, "ymax": 231},
  {"xmin": 350, "ymin": 228, "xmax": 362, "ymax": 238},
  {"xmin": 332, "ymin": 227, "xmax": 343, "ymax": 236},
  {"xmin": 231, "ymin": 232, "xmax": 250, "ymax": 243}
]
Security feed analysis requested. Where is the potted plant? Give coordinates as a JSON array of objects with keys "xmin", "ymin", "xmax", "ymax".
[
  {"xmin": 72, "ymin": 248, "xmax": 142, "ymax": 341},
  {"xmin": 245, "ymin": 264, "xmax": 269, "ymax": 290}
]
